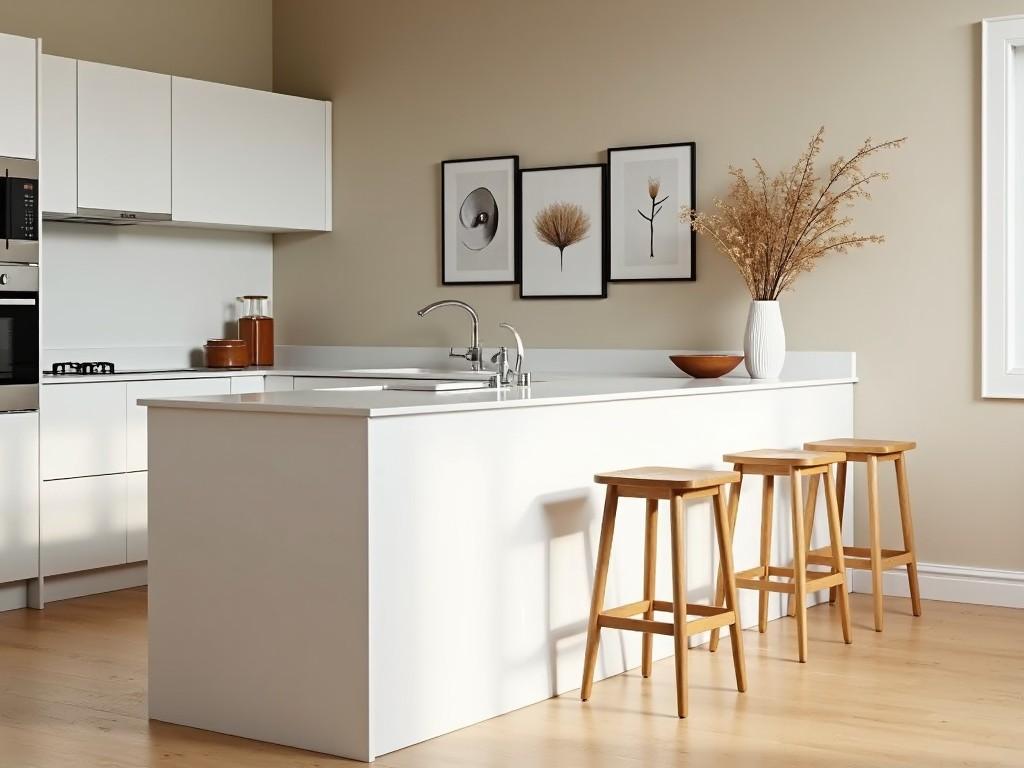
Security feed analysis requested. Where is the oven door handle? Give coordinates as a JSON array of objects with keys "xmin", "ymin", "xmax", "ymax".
[{"xmin": 0, "ymin": 298, "xmax": 36, "ymax": 305}]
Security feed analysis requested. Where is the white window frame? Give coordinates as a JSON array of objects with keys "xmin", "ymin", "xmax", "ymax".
[{"xmin": 983, "ymin": 16, "xmax": 1024, "ymax": 397}]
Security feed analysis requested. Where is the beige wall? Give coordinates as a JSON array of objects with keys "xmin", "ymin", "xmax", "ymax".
[
  {"xmin": 273, "ymin": 0, "xmax": 1024, "ymax": 572},
  {"xmin": 0, "ymin": 0, "xmax": 272, "ymax": 89}
]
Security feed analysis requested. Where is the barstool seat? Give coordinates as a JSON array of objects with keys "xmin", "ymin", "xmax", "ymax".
[
  {"xmin": 582, "ymin": 466, "xmax": 746, "ymax": 718},
  {"xmin": 804, "ymin": 438, "xmax": 916, "ymax": 458},
  {"xmin": 722, "ymin": 449, "xmax": 847, "ymax": 469}
]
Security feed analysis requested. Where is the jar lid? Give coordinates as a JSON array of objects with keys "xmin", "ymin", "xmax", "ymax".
[{"xmin": 206, "ymin": 338, "xmax": 247, "ymax": 346}]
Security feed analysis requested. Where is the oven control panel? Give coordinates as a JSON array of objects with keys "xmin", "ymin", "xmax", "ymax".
[{"xmin": 1, "ymin": 176, "xmax": 38, "ymax": 242}]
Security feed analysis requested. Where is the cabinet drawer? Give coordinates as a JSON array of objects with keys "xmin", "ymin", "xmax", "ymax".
[
  {"xmin": 230, "ymin": 376, "xmax": 265, "ymax": 394},
  {"xmin": 0, "ymin": 412, "xmax": 39, "ymax": 584},
  {"xmin": 126, "ymin": 378, "xmax": 231, "ymax": 472},
  {"xmin": 40, "ymin": 382, "xmax": 127, "ymax": 480},
  {"xmin": 126, "ymin": 471, "xmax": 147, "ymax": 563},
  {"xmin": 41, "ymin": 475, "xmax": 128, "ymax": 576},
  {"xmin": 264, "ymin": 375, "xmax": 294, "ymax": 392}
]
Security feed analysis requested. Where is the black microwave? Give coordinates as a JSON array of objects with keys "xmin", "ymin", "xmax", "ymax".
[{"xmin": 1, "ymin": 157, "xmax": 39, "ymax": 265}]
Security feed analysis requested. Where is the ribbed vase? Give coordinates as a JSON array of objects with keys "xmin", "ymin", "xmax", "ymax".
[{"xmin": 744, "ymin": 300, "xmax": 786, "ymax": 379}]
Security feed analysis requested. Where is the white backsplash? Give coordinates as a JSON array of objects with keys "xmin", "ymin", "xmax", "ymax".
[{"xmin": 41, "ymin": 222, "xmax": 272, "ymax": 359}]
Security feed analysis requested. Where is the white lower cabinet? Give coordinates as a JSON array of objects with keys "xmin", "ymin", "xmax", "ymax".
[
  {"xmin": 126, "ymin": 471, "xmax": 148, "ymax": 563},
  {"xmin": 41, "ymin": 382, "xmax": 127, "ymax": 480},
  {"xmin": 264, "ymin": 375, "xmax": 295, "ymax": 392},
  {"xmin": 126, "ymin": 378, "xmax": 230, "ymax": 472},
  {"xmin": 230, "ymin": 376, "xmax": 265, "ymax": 394},
  {"xmin": 41, "ymin": 475, "xmax": 128, "ymax": 577},
  {"xmin": 0, "ymin": 412, "xmax": 39, "ymax": 584}
]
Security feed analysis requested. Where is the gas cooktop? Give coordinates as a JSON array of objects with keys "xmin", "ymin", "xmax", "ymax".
[{"xmin": 45, "ymin": 362, "xmax": 199, "ymax": 376}]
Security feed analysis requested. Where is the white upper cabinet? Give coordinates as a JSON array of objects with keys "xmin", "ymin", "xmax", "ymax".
[
  {"xmin": 0, "ymin": 33, "xmax": 37, "ymax": 160},
  {"xmin": 77, "ymin": 61, "xmax": 171, "ymax": 215},
  {"xmin": 40, "ymin": 54, "xmax": 77, "ymax": 215},
  {"xmin": 172, "ymin": 77, "xmax": 332, "ymax": 231}
]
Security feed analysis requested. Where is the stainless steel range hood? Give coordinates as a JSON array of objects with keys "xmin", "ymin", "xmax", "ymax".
[{"xmin": 44, "ymin": 207, "xmax": 172, "ymax": 226}]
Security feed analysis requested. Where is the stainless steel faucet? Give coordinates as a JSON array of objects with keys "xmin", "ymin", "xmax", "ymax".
[
  {"xmin": 417, "ymin": 300, "xmax": 483, "ymax": 371},
  {"xmin": 491, "ymin": 323, "xmax": 531, "ymax": 386}
]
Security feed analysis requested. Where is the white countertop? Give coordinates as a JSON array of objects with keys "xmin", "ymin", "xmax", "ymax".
[{"xmin": 139, "ymin": 372, "xmax": 857, "ymax": 418}]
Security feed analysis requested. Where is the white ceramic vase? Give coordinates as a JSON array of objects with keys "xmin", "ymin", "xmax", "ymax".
[{"xmin": 744, "ymin": 300, "xmax": 786, "ymax": 379}]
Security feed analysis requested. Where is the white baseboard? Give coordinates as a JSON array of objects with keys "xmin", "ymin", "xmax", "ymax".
[
  {"xmin": 42, "ymin": 562, "xmax": 148, "ymax": 605},
  {"xmin": 850, "ymin": 562, "xmax": 1024, "ymax": 609}
]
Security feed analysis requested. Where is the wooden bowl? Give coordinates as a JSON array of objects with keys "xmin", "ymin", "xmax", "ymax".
[
  {"xmin": 669, "ymin": 354, "xmax": 743, "ymax": 379},
  {"xmin": 204, "ymin": 339, "xmax": 249, "ymax": 369}
]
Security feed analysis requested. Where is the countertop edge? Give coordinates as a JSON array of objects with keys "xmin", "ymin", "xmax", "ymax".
[{"xmin": 139, "ymin": 376, "xmax": 858, "ymax": 418}]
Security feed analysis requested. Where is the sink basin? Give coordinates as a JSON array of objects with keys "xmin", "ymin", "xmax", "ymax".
[{"xmin": 339, "ymin": 368, "xmax": 498, "ymax": 382}]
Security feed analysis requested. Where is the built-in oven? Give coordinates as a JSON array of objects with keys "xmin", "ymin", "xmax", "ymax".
[
  {"xmin": 1, "ymin": 157, "xmax": 39, "ymax": 265},
  {"xmin": 0, "ymin": 264, "xmax": 39, "ymax": 412}
]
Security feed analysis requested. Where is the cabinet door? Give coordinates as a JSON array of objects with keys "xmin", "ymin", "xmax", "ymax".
[
  {"xmin": 41, "ymin": 475, "xmax": 128, "ymax": 576},
  {"xmin": 0, "ymin": 412, "xmax": 39, "ymax": 584},
  {"xmin": 126, "ymin": 471, "xmax": 147, "ymax": 563},
  {"xmin": 126, "ymin": 378, "xmax": 231, "ymax": 472},
  {"xmin": 230, "ymin": 376, "xmax": 265, "ymax": 394},
  {"xmin": 78, "ymin": 61, "xmax": 170, "ymax": 214},
  {"xmin": 40, "ymin": 382, "xmax": 127, "ymax": 480},
  {"xmin": 263, "ymin": 375, "xmax": 294, "ymax": 391},
  {"xmin": 0, "ymin": 33, "xmax": 37, "ymax": 160},
  {"xmin": 172, "ymin": 76, "xmax": 330, "ymax": 231},
  {"xmin": 40, "ymin": 54, "xmax": 77, "ymax": 215}
]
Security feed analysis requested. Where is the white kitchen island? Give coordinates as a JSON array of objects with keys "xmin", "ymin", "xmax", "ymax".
[{"xmin": 143, "ymin": 366, "xmax": 856, "ymax": 762}]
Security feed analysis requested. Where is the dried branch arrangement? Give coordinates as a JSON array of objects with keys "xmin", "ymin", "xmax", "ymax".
[
  {"xmin": 534, "ymin": 201, "xmax": 591, "ymax": 271},
  {"xmin": 681, "ymin": 127, "xmax": 905, "ymax": 300}
]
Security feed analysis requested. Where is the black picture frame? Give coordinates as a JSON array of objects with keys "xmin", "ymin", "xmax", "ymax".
[
  {"xmin": 440, "ymin": 155, "xmax": 520, "ymax": 285},
  {"xmin": 518, "ymin": 163, "xmax": 608, "ymax": 300},
  {"xmin": 606, "ymin": 141, "xmax": 697, "ymax": 282}
]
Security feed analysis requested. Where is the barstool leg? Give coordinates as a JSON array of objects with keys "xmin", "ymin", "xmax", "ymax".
[
  {"xmin": 709, "ymin": 469, "xmax": 742, "ymax": 652},
  {"xmin": 669, "ymin": 491, "xmax": 688, "ymax": 718},
  {"xmin": 641, "ymin": 497, "xmax": 658, "ymax": 678},
  {"xmin": 758, "ymin": 475, "xmax": 775, "ymax": 633},
  {"xmin": 866, "ymin": 455, "xmax": 885, "ymax": 632},
  {"xmin": 581, "ymin": 485, "xmax": 619, "ymax": 701},
  {"xmin": 790, "ymin": 468, "xmax": 809, "ymax": 663},
  {"xmin": 824, "ymin": 466, "xmax": 852, "ymax": 644},
  {"xmin": 789, "ymin": 472, "xmax": 819, "ymax": 617},
  {"xmin": 895, "ymin": 453, "xmax": 922, "ymax": 618},
  {"xmin": 713, "ymin": 489, "xmax": 747, "ymax": 692},
  {"xmin": 829, "ymin": 462, "xmax": 848, "ymax": 605}
]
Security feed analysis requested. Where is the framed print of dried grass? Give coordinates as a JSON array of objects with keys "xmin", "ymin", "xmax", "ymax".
[
  {"xmin": 441, "ymin": 155, "xmax": 519, "ymax": 284},
  {"xmin": 608, "ymin": 142, "xmax": 696, "ymax": 281},
  {"xmin": 519, "ymin": 164, "xmax": 607, "ymax": 299}
]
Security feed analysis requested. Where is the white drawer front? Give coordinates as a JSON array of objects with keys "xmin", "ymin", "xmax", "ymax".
[
  {"xmin": 41, "ymin": 475, "xmax": 128, "ymax": 576},
  {"xmin": 230, "ymin": 376, "xmax": 265, "ymax": 394},
  {"xmin": 41, "ymin": 382, "xmax": 127, "ymax": 480}
]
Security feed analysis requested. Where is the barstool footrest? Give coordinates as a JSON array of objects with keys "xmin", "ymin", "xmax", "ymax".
[
  {"xmin": 598, "ymin": 602, "xmax": 737, "ymax": 636},
  {"xmin": 807, "ymin": 546, "xmax": 913, "ymax": 570},
  {"xmin": 736, "ymin": 569, "xmax": 844, "ymax": 594}
]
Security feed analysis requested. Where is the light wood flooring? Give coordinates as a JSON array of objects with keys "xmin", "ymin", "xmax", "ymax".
[{"xmin": 0, "ymin": 588, "xmax": 1020, "ymax": 767}]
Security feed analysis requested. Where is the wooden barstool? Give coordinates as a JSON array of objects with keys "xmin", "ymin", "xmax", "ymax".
[
  {"xmin": 708, "ymin": 450, "xmax": 852, "ymax": 663},
  {"xmin": 581, "ymin": 467, "xmax": 746, "ymax": 719},
  {"xmin": 803, "ymin": 438, "xmax": 921, "ymax": 632}
]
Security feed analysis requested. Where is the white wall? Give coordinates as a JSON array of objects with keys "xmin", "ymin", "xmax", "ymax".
[{"xmin": 42, "ymin": 223, "xmax": 271, "ymax": 360}]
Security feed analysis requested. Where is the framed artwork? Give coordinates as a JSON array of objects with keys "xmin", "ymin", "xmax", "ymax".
[
  {"xmin": 519, "ymin": 164, "xmax": 607, "ymax": 299},
  {"xmin": 607, "ymin": 142, "xmax": 696, "ymax": 281},
  {"xmin": 441, "ymin": 155, "xmax": 519, "ymax": 284}
]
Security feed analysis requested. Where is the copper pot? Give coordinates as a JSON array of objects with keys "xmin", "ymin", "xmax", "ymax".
[{"xmin": 204, "ymin": 339, "xmax": 249, "ymax": 369}]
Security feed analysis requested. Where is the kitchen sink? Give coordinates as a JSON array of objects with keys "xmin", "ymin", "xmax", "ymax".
[{"xmin": 338, "ymin": 368, "xmax": 499, "ymax": 382}]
